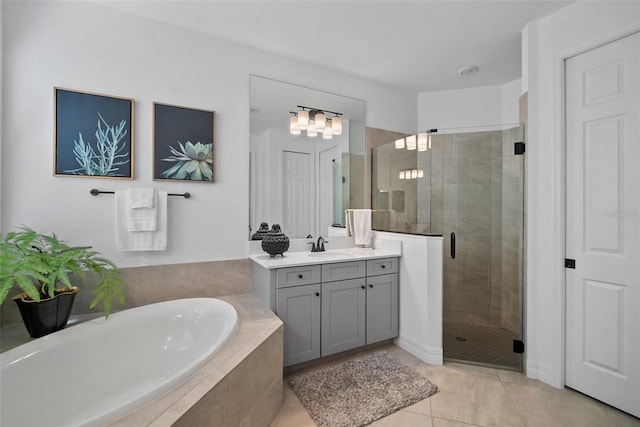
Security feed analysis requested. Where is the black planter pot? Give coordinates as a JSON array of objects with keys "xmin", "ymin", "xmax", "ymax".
[
  {"xmin": 13, "ymin": 287, "xmax": 79, "ymax": 338},
  {"xmin": 251, "ymin": 222, "xmax": 270, "ymax": 240},
  {"xmin": 261, "ymin": 224, "xmax": 290, "ymax": 257}
]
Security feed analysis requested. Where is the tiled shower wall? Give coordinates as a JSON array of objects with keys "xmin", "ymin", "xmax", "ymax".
[{"xmin": 0, "ymin": 259, "xmax": 252, "ymax": 325}]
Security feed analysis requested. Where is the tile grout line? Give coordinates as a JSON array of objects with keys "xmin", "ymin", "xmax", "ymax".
[
  {"xmin": 428, "ymin": 396, "xmax": 435, "ymax": 427},
  {"xmin": 499, "ymin": 376, "xmax": 529, "ymax": 427}
]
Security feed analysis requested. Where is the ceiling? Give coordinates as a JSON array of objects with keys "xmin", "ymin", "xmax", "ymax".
[{"xmin": 99, "ymin": 0, "xmax": 573, "ymax": 93}]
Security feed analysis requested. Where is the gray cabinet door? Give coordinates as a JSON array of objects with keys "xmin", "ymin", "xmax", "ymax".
[
  {"xmin": 321, "ymin": 278, "xmax": 366, "ymax": 357},
  {"xmin": 277, "ymin": 283, "xmax": 321, "ymax": 366},
  {"xmin": 366, "ymin": 273, "xmax": 399, "ymax": 344}
]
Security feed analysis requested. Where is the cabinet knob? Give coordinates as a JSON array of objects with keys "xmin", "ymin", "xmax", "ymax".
[
  {"xmin": 361, "ymin": 285, "xmax": 365, "ymax": 289},
  {"xmin": 315, "ymin": 292, "xmax": 320, "ymax": 297},
  {"xmin": 298, "ymin": 274, "xmax": 303, "ymax": 279},
  {"xmin": 369, "ymin": 284, "xmax": 374, "ymax": 288},
  {"xmin": 381, "ymin": 265, "xmax": 386, "ymax": 269}
]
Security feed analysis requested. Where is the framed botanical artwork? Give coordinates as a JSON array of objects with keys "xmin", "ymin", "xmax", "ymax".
[
  {"xmin": 54, "ymin": 87, "xmax": 134, "ymax": 178},
  {"xmin": 153, "ymin": 103, "xmax": 215, "ymax": 182}
]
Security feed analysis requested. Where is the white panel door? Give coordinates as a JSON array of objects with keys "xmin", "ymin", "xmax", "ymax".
[
  {"xmin": 282, "ymin": 151, "xmax": 312, "ymax": 238},
  {"xmin": 565, "ymin": 32, "xmax": 639, "ymax": 417}
]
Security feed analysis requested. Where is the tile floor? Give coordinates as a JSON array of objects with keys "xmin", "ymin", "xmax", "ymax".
[{"xmin": 271, "ymin": 344, "xmax": 640, "ymax": 427}]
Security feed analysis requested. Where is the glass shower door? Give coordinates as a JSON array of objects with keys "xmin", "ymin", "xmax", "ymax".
[{"xmin": 437, "ymin": 125, "xmax": 524, "ymax": 370}]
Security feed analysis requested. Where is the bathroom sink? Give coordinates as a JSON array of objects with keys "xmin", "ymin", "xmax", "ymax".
[{"xmin": 307, "ymin": 251, "xmax": 351, "ymax": 258}]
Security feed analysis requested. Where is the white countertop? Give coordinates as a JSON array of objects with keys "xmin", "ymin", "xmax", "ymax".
[{"xmin": 249, "ymin": 247, "xmax": 402, "ymax": 269}]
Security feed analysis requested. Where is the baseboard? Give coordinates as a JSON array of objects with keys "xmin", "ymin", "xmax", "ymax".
[
  {"xmin": 394, "ymin": 336, "xmax": 443, "ymax": 365},
  {"xmin": 526, "ymin": 360, "xmax": 561, "ymax": 388}
]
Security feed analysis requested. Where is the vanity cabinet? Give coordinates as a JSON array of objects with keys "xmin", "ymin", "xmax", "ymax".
[
  {"xmin": 276, "ymin": 283, "xmax": 321, "ymax": 366},
  {"xmin": 253, "ymin": 256, "xmax": 399, "ymax": 367}
]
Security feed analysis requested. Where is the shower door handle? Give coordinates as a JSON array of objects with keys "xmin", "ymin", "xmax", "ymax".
[{"xmin": 450, "ymin": 232, "xmax": 456, "ymax": 259}]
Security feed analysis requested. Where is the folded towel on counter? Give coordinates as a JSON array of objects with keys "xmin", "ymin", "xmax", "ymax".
[
  {"xmin": 115, "ymin": 190, "xmax": 167, "ymax": 251},
  {"xmin": 126, "ymin": 187, "xmax": 158, "ymax": 232}
]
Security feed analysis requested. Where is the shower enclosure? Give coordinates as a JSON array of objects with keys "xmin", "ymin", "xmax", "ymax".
[{"xmin": 372, "ymin": 125, "xmax": 524, "ymax": 370}]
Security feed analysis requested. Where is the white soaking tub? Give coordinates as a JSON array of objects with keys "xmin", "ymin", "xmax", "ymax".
[{"xmin": 0, "ymin": 298, "xmax": 238, "ymax": 427}]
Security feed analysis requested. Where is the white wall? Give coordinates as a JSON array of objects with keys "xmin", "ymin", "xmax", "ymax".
[
  {"xmin": 525, "ymin": 0, "xmax": 640, "ymax": 387},
  {"xmin": 417, "ymin": 79, "xmax": 521, "ymax": 131},
  {"xmin": 375, "ymin": 232, "xmax": 444, "ymax": 364},
  {"xmin": 1, "ymin": 1, "xmax": 416, "ymax": 268}
]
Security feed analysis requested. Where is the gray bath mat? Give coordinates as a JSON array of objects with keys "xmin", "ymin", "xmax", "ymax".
[{"xmin": 287, "ymin": 350, "xmax": 438, "ymax": 427}]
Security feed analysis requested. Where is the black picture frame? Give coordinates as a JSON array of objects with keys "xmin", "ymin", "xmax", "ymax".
[
  {"xmin": 153, "ymin": 103, "xmax": 215, "ymax": 182},
  {"xmin": 54, "ymin": 87, "xmax": 134, "ymax": 179}
]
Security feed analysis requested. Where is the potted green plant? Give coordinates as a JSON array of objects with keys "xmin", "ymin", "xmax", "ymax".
[{"xmin": 0, "ymin": 227, "xmax": 125, "ymax": 338}]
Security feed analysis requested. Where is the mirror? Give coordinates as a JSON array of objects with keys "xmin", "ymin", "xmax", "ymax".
[{"xmin": 249, "ymin": 76, "xmax": 366, "ymax": 239}]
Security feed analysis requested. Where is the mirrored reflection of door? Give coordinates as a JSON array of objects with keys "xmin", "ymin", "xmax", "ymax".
[
  {"xmin": 283, "ymin": 150, "xmax": 312, "ymax": 238},
  {"xmin": 437, "ymin": 126, "xmax": 524, "ymax": 370}
]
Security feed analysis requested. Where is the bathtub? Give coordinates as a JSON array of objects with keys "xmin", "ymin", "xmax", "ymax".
[{"xmin": 0, "ymin": 298, "xmax": 238, "ymax": 427}]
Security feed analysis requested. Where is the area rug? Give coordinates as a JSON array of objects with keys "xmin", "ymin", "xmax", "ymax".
[{"xmin": 287, "ymin": 350, "xmax": 438, "ymax": 427}]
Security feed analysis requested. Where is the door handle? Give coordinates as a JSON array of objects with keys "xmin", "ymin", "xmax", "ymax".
[{"xmin": 451, "ymin": 232, "xmax": 456, "ymax": 259}]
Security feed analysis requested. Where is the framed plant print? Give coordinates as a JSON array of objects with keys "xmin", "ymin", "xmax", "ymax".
[
  {"xmin": 54, "ymin": 87, "xmax": 134, "ymax": 178},
  {"xmin": 153, "ymin": 103, "xmax": 215, "ymax": 182}
]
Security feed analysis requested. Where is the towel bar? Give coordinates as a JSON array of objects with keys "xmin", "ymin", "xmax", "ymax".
[{"xmin": 90, "ymin": 189, "xmax": 191, "ymax": 199}]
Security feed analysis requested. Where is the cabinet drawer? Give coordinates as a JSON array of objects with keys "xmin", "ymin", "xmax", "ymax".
[
  {"xmin": 321, "ymin": 260, "xmax": 366, "ymax": 282},
  {"xmin": 366, "ymin": 258, "xmax": 398, "ymax": 276},
  {"xmin": 276, "ymin": 265, "xmax": 321, "ymax": 288}
]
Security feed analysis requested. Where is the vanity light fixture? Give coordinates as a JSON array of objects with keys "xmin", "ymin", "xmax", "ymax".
[
  {"xmin": 322, "ymin": 125, "xmax": 333, "ymax": 140},
  {"xmin": 417, "ymin": 133, "xmax": 428, "ymax": 151},
  {"xmin": 289, "ymin": 116, "xmax": 301, "ymax": 135},
  {"xmin": 398, "ymin": 168, "xmax": 425, "ymax": 180},
  {"xmin": 290, "ymin": 105, "xmax": 343, "ymax": 139},
  {"xmin": 396, "ymin": 129, "xmax": 437, "ymax": 151},
  {"xmin": 406, "ymin": 135, "xmax": 417, "ymax": 150}
]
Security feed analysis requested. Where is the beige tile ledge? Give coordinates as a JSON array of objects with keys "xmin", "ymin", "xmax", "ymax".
[{"xmin": 107, "ymin": 293, "xmax": 283, "ymax": 426}]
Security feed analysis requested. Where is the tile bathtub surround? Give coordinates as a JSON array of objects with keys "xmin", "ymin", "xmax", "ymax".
[
  {"xmin": 272, "ymin": 343, "xmax": 640, "ymax": 427},
  {"xmin": 110, "ymin": 293, "xmax": 283, "ymax": 426},
  {"xmin": 0, "ymin": 258, "xmax": 253, "ymax": 325},
  {"xmin": 0, "ymin": 293, "xmax": 283, "ymax": 425}
]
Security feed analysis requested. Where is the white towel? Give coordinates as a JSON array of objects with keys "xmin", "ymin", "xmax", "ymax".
[
  {"xmin": 115, "ymin": 190, "xmax": 167, "ymax": 251},
  {"xmin": 126, "ymin": 187, "xmax": 158, "ymax": 232},
  {"xmin": 345, "ymin": 210, "xmax": 353, "ymax": 236},
  {"xmin": 352, "ymin": 209, "xmax": 373, "ymax": 246},
  {"xmin": 127, "ymin": 187, "xmax": 155, "ymax": 209}
]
